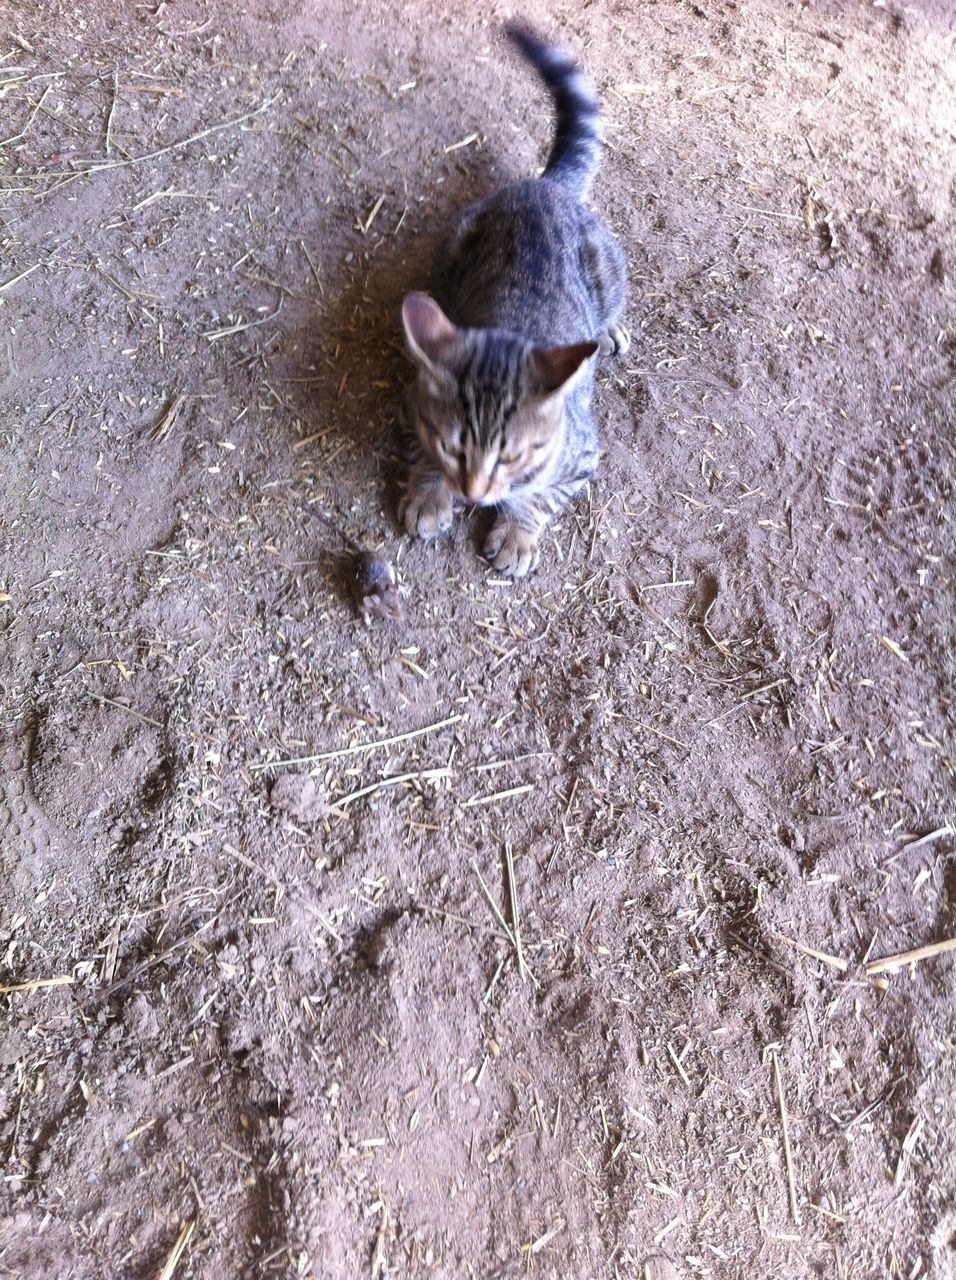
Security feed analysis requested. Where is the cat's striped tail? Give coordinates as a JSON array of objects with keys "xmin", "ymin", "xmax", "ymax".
[{"xmin": 506, "ymin": 23, "xmax": 603, "ymax": 202}]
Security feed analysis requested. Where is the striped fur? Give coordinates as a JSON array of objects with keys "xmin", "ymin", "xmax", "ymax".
[
  {"xmin": 399, "ymin": 25, "xmax": 628, "ymax": 578},
  {"xmin": 506, "ymin": 23, "xmax": 603, "ymax": 202}
]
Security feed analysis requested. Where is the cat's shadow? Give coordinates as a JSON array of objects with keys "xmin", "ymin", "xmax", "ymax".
[{"xmin": 283, "ymin": 155, "xmax": 506, "ymax": 542}]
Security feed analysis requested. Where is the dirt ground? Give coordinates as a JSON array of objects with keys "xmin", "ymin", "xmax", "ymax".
[{"xmin": 1, "ymin": 0, "xmax": 954, "ymax": 1276}]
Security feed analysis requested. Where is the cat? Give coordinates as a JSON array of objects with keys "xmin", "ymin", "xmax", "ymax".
[{"xmin": 398, "ymin": 23, "xmax": 629, "ymax": 578}]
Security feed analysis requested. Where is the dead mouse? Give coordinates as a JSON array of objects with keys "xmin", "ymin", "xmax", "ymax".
[
  {"xmin": 349, "ymin": 548, "xmax": 403, "ymax": 624},
  {"xmin": 309, "ymin": 507, "xmax": 404, "ymax": 626}
]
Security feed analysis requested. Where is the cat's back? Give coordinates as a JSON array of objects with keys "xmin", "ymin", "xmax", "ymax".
[{"xmin": 435, "ymin": 179, "xmax": 615, "ymax": 345}]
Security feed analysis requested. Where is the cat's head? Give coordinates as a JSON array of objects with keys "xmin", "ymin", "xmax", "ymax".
[{"xmin": 401, "ymin": 293, "xmax": 597, "ymax": 506}]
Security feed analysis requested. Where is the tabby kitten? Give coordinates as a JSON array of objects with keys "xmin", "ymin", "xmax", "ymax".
[{"xmin": 399, "ymin": 24, "xmax": 629, "ymax": 578}]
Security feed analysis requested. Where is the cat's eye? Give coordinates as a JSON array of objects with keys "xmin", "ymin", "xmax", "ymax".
[
  {"xmin": 438, "ymin": 441, "xmax": 466, "ymax": 468},
  {"xmin": 498, "ymin": 452, "xmax": 520, "ymax": 467}
]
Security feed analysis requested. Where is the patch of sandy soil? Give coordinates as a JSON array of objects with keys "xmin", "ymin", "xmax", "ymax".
[{"xmin": 1, "ymin": 0, "xmax": 954, "ymax": 1276}]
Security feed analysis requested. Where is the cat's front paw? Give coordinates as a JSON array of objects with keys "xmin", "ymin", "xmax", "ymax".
[
  {"xmin": 401, "ymin": 482, "xmax": 454, "ymax": 540},
  {"xmin": 599, "ymin": 323, "xmax": 631, "ymax": 357},
  {"xmin": 483, "ymin": 517, "xmax": 541, "ymax": 578}
]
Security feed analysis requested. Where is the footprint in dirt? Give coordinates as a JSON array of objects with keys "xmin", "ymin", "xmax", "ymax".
[
  {"xmin": 825, "ymin": 438, "xmax": 935, "ymax": 556},
  {"xmin": 1, "ymin": 700, "xmax": 178, "ymax": 924},
  {"xmin": 0, "ymin": 717, "xmax": 75, "ymax": 905}
]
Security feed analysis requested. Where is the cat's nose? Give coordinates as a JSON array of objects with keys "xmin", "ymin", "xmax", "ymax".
[{"xmin": 464, "ymin": 476, "xmax": 491, "ymax": 503}]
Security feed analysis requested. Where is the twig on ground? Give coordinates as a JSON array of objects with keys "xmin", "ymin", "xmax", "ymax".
[
  {"xmin": 776, "ymin": 933, "xmax": 849, "ymax": 973},
  {"xmin": 89, "ymin": 693, "xmax": 163, "ymax": 729},
  {"xmin": 899, "ymin": 825, "xmax": 953, "ymax": 852},
  {"xmin": 252, "ymin": 714, "xmax": 463, "ymax": 771},
  {"xmin": 0, "ymin": 975, "xmax": 73, "ymax": 995},
  {"xmin": 472, "ymin": 860, "xmax": 537, "ymax": 986},
  {"xmin": 504, "ymin": 842, "xmax": 528, "ymax": 982},
  {"xmin": 704, "ymin": 678, "xmax": 790, "ymax": 727},
  {"xmin": 0, "ymin": 82, "xmax": 52, "ymax": 147},
  {"xmin": 772, "ymin": 1051, "xmax": 801, "ymax": 1226},
  {"xmin": 203, "ymin": 300, "xmax": 283, "ymax": 342},
  {"xmin": 331, "ymin": 767, "xmax": 450, "ymax": 811},
  {"xmin": 50, "ymin": 95, "xmax": 279, "ymax": 177},
  {"xmin": 105, "ymin": 68, "xmax": 119, "ymax": 153},
  {"xmin": 157, "ymin": 1220, "xmax": 195, "ymax": 1280},
  {"xmin": 865, "ymin": 937, "xmax": 956, "ymax": 976},
  {"xmin": 149, "ymin": 393, "xmax": 185, "ymax": 442},
  {"xmin": 462, "ymin": 783, "xmax": 534, "ymax": 808},
  {"xmin": 0, "ymin": 264, "xmax": 40, "ymax": 293}
]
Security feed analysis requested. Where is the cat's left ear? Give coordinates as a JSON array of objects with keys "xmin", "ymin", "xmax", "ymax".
[
  {"xmin": 401, "ymin": 293, "xmax": 461, "ymax": 376},
  {"xmin": 531, "ymin": 341, "xmax": 600, "ymax": 397}
]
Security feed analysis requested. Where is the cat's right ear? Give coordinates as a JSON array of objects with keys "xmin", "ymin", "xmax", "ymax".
[
  {"xmin": 531, "ymin": 341, "xmax": 600, "ymax": 397},
  {"xmin": 401, "ymin": 293, "xmax": 461, "ymax": 377}
]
